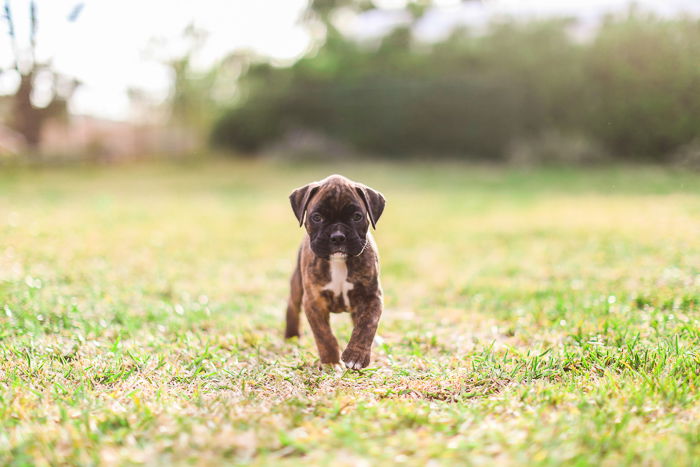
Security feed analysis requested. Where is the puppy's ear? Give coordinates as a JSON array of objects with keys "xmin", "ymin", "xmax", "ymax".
[
  {"xmin": 355, "ymin": 184, "xmax": 386, "ymax": 229},
  {"xmin": 289, "ymin": 182, "xmax": 320, "ymax": 227}
]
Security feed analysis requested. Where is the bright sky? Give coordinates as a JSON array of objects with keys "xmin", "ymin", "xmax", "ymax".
[
  {"xmin": 1, "ymin": 0, "xmax": 698, "ymax": 121},
  {"xmin": 0, "ymin": 0, "xmax": 311, "ymax": 120}
]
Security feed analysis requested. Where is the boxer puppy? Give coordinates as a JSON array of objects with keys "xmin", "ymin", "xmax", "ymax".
[{"xmin": 285, "ymin": 174, "xmax": 385, "ymax": 370}]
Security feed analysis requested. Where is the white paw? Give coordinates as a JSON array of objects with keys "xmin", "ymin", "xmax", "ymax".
[
  {"xmin": 341, "ymin": 348, "xmax": 370, "ymax": 370},
  {"xmin": 343, "ymin": 359, "xmax": 362, "ymax": 370}
]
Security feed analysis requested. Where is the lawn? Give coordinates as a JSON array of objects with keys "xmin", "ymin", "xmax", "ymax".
[{"xmin": 1, "ymin": 160, "xmax": 699, "ymax": 466}]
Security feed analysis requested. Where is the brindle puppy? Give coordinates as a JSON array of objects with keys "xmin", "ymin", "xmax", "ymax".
[{"xmin": 285, "ymin": 174, "xmax": 385, "ymax": 370}]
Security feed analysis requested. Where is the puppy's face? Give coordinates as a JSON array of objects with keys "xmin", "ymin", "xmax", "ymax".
[
  {"xmin": 306, "ymin": 187, "xmax": 368, "ymax": 258},
  {"xmin": 290, "ymin": 175, "xmax": 385, "ymax": 259}
]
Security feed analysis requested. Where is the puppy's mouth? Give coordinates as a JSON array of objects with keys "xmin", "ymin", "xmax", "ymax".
[
  {"xmin": 327, "ymin": 238, "xmax": 368, "ymax": 259},
  {"xmin": 310, "ymin": 237, "xmax": 368, "ymax": 259}
]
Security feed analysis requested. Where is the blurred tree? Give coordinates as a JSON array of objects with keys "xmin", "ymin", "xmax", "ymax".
[
  {"xmin": 212, "ymin": 5, "xmax": 700, "ymax": 163},
  {"xmin": 212, "ymin": 15, "xmax": 581, "ymax": 159},
  {"xmin": 304, "ymin": 0, "xmax": 439, "ymax": 46},
  {"xmin": 162, "ymin": 24, "xmax": 247, "ymax": 149},
  {"xmin": 0, "ymin": 1, "xmax": 83, "ymax": 152},
  {"xmin": 582, "ymin": 13, "xmax": 700, "ymax": 160},
  {"xmin": 167, "ymin": 25, "xmax": 211, "ymax": 134}
]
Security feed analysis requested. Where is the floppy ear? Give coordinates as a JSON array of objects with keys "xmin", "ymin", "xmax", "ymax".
[
  {"xmin": 289, "ymin": 182, "xmax": 320, "ymax": 226},
  {"xmin": 355, "ymin": 184, "xmax": 386, "ymax": 229}
]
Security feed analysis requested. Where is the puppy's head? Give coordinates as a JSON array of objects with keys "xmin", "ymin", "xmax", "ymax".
[{"xmin": 289, "ymin": 174, "xmax": 385, "ymax": 259}]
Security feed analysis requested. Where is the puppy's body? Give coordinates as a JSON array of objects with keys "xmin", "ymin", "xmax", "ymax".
[{"xmin": 285, "ymin": 175, "xmax": 385, "ymax": 370}]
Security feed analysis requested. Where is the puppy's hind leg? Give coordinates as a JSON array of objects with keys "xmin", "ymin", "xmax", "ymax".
[{"xmin": 284, "ymin": 250, "xmax": 303, "ymax": 339}]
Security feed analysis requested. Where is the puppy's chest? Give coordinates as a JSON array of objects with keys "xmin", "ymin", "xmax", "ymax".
[{"xmin": 322, "ymin": 258, "xmax": 354, "ymax": 308}]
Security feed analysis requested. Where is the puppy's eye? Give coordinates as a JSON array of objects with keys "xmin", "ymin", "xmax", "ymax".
[
  {"xmin": 352, "ymin": 212, "xmax": 364, "ymax": 222},
  {"xmin": 310, "ymin": 213, "xmax": 323, "ymax": 223}
]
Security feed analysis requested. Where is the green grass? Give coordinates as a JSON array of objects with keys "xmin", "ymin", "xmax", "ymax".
[{"xmin": 1, "ymin": 160, "xmax": 699, "ymax": 466}]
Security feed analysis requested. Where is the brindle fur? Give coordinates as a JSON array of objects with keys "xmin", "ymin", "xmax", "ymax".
[{"xmin": 285, "ymin": 175, "xmax": 385, "ymax": 369}]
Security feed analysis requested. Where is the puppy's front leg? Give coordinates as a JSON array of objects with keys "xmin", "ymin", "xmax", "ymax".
[
  {"xmin": 342, "ymin": 298, "xmax": 382, "ymax": 370},
  {"xmin": 304, "ymin": 299, "xmax": 340, "ymax": 365}
]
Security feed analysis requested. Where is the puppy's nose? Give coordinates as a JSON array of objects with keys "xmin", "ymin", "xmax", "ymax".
[{"xmin": 330, "ymin": 232, "xmax": 346, "ymax": 244}]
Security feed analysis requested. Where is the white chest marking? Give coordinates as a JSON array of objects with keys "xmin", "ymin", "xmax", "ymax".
[{"xmin": 323, "ymin": 256, "xmax": 354, "ymax": 306}]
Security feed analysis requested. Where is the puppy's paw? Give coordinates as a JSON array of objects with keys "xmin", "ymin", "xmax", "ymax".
[
  {"xmin": 317, "ymin": 361, "xmax": 343, "ymax": 373},
  {"xmin": 341, "ymin": 347, "xmax": 371, "ymax": 371}
]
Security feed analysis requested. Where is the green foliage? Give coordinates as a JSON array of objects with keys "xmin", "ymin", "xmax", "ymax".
[
  {"xmin": 212, "ymin": 13, "xmax": 700, "ymax": 162},
  {"xmin": 210, "ymin": 94, "xmax": 284, "ymax": 153},
  {"xmin": 581, "ymin": 14, "xmax": 700, "ymax": 160}
]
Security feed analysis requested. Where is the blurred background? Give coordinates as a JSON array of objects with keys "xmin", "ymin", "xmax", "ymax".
[{"xmin": 2, "ymin": 0, "xmax": 700, "ymax": 167}]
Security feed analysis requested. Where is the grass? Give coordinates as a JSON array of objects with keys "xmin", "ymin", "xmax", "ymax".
[{"xmin": 0, "ymin": 160, "xmax": 699, "ymax": 466}]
